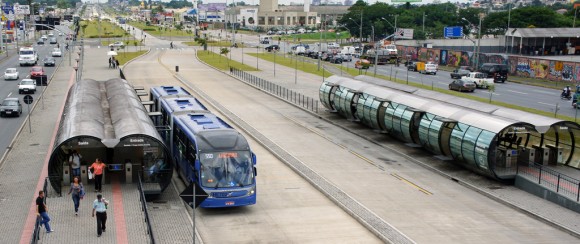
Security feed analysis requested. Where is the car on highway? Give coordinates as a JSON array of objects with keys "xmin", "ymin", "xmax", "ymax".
[
  {"xmin": 450, "ymin": 66, "xmax": 473, "ymax": 79},
  {"xmin": 407, "ymin": 61, "xmax": 418, "ymax": 71},
  {"xmin": 30, "ymin": 66, "xmax": 45, "ymax": 78},
  {"xmin": 49, "ymin": 37, "xmax": 58, "ymax": 44},
  {"xmin": 51, "ymin": 48, "xmax": 62, "ymax": 57},
  {"xmin": 58, "ymin": 32, "xmax": 63, "ymax": 36},
  {"xmin": 448, "ymin": 79, "xmax": 476, "ymax": 92},
  {"xmin": 329, "ymin": 55, "xmax": 343, "ymax": 64},
  {"xmin": 0, "ymin": 98, "xmax": 22, "ymax": 117},
  {"xmin": 4, "ymin": 68, "xmax": 19, "ymax": 80},
  {"xmin": 41, "ymin": 35, "xmax": 47, "ymax": 40},
  {"xmin": 420, "ymin": 63, "xmax": 438, "ymax": 75},
  {"xmin": 109, "ymin": 41, "xmax": 125, "ymax": 48},
  {"xmin": 355, "ymin": 59, "xmax": 371, "ymax": 69},
  {"xmin": 18, "ymin": 79, "xmax": 37, "ymax": 94},
  {"xmin": 265, "ymin": 45, "xmax": 279, "ymax": 52},
  {"xmin": 37, "ymin": 38, "xmax": 45, "ymax": 45},
  {"xmin": 479, "ymin": 63, "xmax": 509, "ymax": 83},
  {"xmin": 340, "ymin": 53, "xmax": 353, "ymax": 62},
  {"xmin": 43, "ymin": 57, "xmax": 56, "ymax": 66}
]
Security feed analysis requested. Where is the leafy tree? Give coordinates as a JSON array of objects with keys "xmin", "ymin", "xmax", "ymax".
[{"xmin": 57, "ymin": 0, "xmax": 69, "ymax": 9}]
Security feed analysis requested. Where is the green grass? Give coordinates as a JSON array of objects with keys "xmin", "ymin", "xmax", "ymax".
[
  {"xmin": 128, "ymin": 21, "xmax": 193, "ymax": 37},
  {"xmin": 248, "ymin": 53, "xmax": 332, "ymax": 78},
  {"xmin": 182, "ymin": 40, "xmax": 245, "ymax": 47},
  {"xmin": 197, "ymin": 50, "xmax": 258, "ymax": 71},
  {"xmin": 115, "ymin": 50, "xmax": 147, "ymax": 65},
  {"xmin": 80, "ymin": 20, "xmax": 127, "ymax": 38},
  {"xmin": 101, "ymin": 39, "xmax": 143, "ymax": 47}
]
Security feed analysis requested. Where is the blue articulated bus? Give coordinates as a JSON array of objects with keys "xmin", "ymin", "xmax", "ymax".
[
  {"xmin": 150, "ymin": 86, "xmax": 192, "ymax": 112},
  {"xmin": 151, "ymin": 87, "xmax": 257, "ymax": 208}
]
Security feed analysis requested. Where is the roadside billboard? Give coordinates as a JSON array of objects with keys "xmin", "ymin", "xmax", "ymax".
[{"xmin": 395, "ymin": 28, "xmax": 414, "ymax": 40}]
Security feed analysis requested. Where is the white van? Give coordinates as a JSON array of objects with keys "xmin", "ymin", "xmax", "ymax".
[
  {"xmin": 341, "ymin": 46, "xmax": 356, "ymax": 55},
  {"xmin": 420, "ymin": 63, "xmax": 438, "ymax": 75},
  {"xmin": 293, "ymin": 46, "xmax": 306, "ymax": 55},
  {"xmin": 19, "ymin": 47, "xmax": 38, "ymax": 66},
  {"xmin": 260, "ymin": 36, "xmax": 273, "ymax": 44}
]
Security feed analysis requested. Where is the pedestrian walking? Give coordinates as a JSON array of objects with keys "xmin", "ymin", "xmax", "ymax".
[
  {"xmin": 115, "ymin": 59, "xmax": 120, "ymax": 69},
  {"xmin": 108, "ymin": 57, "xmax": 113, "ymax": 69},
  {"xmin": 36, "ymin": 190, "xmax": 54, "ymax": 233},
  {"xmin": 89, "ymin": 158, "xmax": 106, "ymax": 192},
  {"xmin": 92, "ymin": 194, "xmax": 109, "ymax": 237},
  {"xmin": 170, "ymin": 42, "xmax": 173, "ymax": 49},
  {"xmin": 65, "ymin": 43, "xmax": 69, "ymax": 51},
  {"xmin": 69, "ymin": 150, "xmax": 82, "ymax": 177},
  {"xmin": 67, "ymin": 176, "xmax": 85, "ymax": 215}
]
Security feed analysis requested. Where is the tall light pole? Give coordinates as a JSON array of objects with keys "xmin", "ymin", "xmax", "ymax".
[
  {"xmin": 476, "ymin": 15, "xmax": 482, "ymax": 69},
  {"xmin": 462, "ymin": 17, "xmax": 479, "ymax": 69},
  {"xmin": 422, "ymin": 13, "xmax": 427, "ymax": 37},
  {"xmin": 349, "ymin": 16, "xmax": 362, "ymax": 48}
]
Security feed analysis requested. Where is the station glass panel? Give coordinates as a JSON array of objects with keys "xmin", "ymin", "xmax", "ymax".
[
  {"xmin": 450, "ymin": 123, "xmax": 470, "ymax": 161},
  {"xmin": 383, "ymin": 102, "xmax": 398, "ymax": 132},
  {"xmin": 356, "ymin": 94, "xmax": 369, "ymax": 126},
  {"xmin": 569, "ymin": 127, "xmax": 580, "ymax": 168},
  {"xmin": 333, "ymin": 87, "xmax": 349, "ymax": 117},
  {"xmin": 391, "ymin": 104, "xmax": 408, "ymax": 139},
  {"xmin": 555, "ymin": 125, "xmax": 573, "ymax": 166},
  {"xmin": 475, "ymin": 130, "xmax": 495, "ymax": 170},
  {"xmin": 462, "ymin": 126, "xmax": 483, "ymax": 167},
  {"xmin": 341, "ymin": 91, "xmax": 356, "ymax": 119},
  {"xmin": 318, "ymin": 83, "xmax": 333, "ymax": 109},
  {"xmin": 429, "ymin": 119, "xmax": 444, "ymax": 155},
  {"xmin": 418, "ymin": 113, "xmax": 440, "ymax": 154},
  {"xmin": 399, "ymin": 108, "xmax": 415, "ymax": 142},
  {"xmin": 369, "ymin": 99, "xmax": 382, "ymax": 130}
]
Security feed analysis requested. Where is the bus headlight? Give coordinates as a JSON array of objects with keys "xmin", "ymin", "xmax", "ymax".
[{"xmin": 246, "ymin": 186, "xmax": 256, "ymax": 196}]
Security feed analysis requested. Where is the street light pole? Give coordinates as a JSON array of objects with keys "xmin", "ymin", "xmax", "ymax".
[
  {"xmin": 422, "ymin": 12, "xmax": 426, "ymax": 34},
  {"xmin": 476, "ymin": 15, "xmax": 482, "ymax": 69}
]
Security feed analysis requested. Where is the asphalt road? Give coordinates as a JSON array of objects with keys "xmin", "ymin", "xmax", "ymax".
[
  {"xmin": 241, "ymin": 36, "xmax": 578, "ymax": 119},
  {"xmin": 0, "ymin": 26, "xmax": 69, "ymax": 160}
]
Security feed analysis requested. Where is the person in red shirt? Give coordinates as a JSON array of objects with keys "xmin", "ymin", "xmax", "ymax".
[{"xmin": 89, "ymin": 158, "xmax": 107, "ymax": 193}]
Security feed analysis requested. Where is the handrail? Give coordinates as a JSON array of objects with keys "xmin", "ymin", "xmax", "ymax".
[
  {"xmin": 518, "ymin": 162, "xmax": 580, "ymax": 201},
  {"xmin": 138, "ymin": 173, "xmax": 156, "ymax": 244}
]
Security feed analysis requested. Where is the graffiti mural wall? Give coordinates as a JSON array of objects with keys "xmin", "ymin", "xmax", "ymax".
[{"xmin": 397, "ymin": 45, "xmax": 580, "ymax": 83}]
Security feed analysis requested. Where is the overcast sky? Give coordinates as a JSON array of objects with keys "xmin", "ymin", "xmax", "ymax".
[{"xmin": 87, "ymin": 0, "xmax": 471, "ymax": 6}]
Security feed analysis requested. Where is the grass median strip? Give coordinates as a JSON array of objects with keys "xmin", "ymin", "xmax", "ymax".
[
  {"xmin": 115, "ymin": 51, "xmax": 147, "ymax": 65},
  {"xmin": 247, "ymin": 53, "xmax": 332, "ymax": 78},
  {"xmin": 197, "ymin": 50, "xmax": 258, "ymax": 71}
]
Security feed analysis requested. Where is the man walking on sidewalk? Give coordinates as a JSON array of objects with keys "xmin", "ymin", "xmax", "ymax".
[
  {"xmin": 36, "ymin": 190, "xmax": 54, "ymax": 233},
  {"xmin": 92, "ymin": 194, "xmax": 109, "ymax": 237}
]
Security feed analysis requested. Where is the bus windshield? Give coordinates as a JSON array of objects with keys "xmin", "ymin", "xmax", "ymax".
[{"xmin": 200, "ymin": 151, "xmax": 253, "ymax": 188}]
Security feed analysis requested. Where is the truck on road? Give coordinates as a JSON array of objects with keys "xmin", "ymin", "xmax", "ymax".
[
  {"xmin": 18, "ymin": 47, "xmax": 38, "ymax": 66},
  {"xmin": 361, "ymin": 46, "xmax": 400, "ymax": 65},
  {"xmin": 461, "ymin": 72, "xmax": 494, "ymax": 89}
]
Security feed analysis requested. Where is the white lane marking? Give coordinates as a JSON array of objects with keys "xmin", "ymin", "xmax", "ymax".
[
  {"xmin": 506, "ymin": 89, "xmax": 528, "ymax": 95},
  {"xmin": 7, "ymin": 92, "xmax": 12, "ymax": 97},
  {"xmin": 479, "ymin": 90, "xmax": 501, "ymax": 96},
  {"xmin": 538, "ymin": 102, "xmax": 556, "ymax": 107},
  {"xmin": 534, "ymin": 89, "xmax": 558, "ymax": 95}
]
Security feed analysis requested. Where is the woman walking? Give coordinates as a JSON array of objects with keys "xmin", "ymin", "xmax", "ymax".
[
  {"xmin": 89, "ymin": 158, "xmax": 106, "ymax": 193},
  {"xmin": 67, "ymin": 176, "xmax": 85, "ymax": 215}
]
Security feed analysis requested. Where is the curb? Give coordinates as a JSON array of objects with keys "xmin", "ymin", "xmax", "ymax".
[{"xmin": 0, "ymin": 51, "xmax": 66, "ymax": 171}]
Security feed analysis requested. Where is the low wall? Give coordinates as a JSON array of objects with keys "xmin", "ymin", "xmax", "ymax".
[{"xmin": 515, "ymin": 175, "xmax": 580, "ymax": 213}]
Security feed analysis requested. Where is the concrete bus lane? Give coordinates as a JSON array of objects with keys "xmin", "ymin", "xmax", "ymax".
[
  {"xmin": 159, "ymin": 49, "xmax": 580, "ymax": 243},
  {"xmin": 122, "ymin": 49, "xmax": 382, "ymax": 243}
]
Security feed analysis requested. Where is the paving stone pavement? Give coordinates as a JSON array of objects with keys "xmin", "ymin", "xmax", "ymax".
[{"xmin": 0, "ymin": 46, "xmax": 153, "ymax": 244}]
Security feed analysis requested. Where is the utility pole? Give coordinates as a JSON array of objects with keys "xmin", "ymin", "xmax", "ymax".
[
  {"xmin": 476, "ymin": 15, "xmax": 482, "ymax": 69},
  {"xmin": 393, "ymin": 15, "xmax": 398, "ymax": 44},
  {"xmin": 359, "ymin": 11, "xmax": 363, "ymax": 46},
  {"xmin": 422, "ymin": 12, "xmax": 426, "ymax": 35}
]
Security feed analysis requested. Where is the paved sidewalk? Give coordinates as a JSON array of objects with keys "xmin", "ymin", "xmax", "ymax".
[{"xmin": 0, "ymin": 45, "xmax": 150, "ymax": 244}]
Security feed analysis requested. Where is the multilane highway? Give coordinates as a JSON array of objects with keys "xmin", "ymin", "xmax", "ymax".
[{"xmin": 0, "ymin": 26, "xmax": 71, "ymax": 161}]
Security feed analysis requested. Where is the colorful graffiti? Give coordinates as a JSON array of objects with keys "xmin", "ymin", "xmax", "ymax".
[{"xmin": 397, "ymin": 45, "xmax": 580, "ymax": 82}]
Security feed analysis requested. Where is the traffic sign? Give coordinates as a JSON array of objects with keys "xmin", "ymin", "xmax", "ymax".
[
  {"xmin": 1, "ymin": 5, "xmax": 13, "ymax": 14},
  {"xmin": 179, "ymin": 182, "xmax": 208, "ymax": 209},
  {"xmin": 444, "ymin": 26, "xmax": 463, "ymax": 38},
  {"xmin": 23, "ymin": 95, "xmax": 33, "ymax": 104}
]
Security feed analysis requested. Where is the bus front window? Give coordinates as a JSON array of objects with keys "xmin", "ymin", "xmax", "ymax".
[{"xmin": 200, "ymin": 151, "xmax": 253, "ymax": 188}]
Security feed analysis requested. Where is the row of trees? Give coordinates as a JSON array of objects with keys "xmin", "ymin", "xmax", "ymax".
[{"xmin": 340, "ymin": 0, "xmax": 580, "ymax": 41}]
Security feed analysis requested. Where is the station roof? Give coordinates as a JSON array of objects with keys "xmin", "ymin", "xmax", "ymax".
[
  {"xmin": 505, "ymin": 28, "xmax": 580, "ymax": 38},
  {"xmin": 355, "ymin": 75, "xmax": 580, "ymax": 133},
  {"xmin": 53, "ymin": 78, "xmax": 164, "ymax": 149}
]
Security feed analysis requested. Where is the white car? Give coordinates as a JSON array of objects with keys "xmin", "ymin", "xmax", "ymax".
[
  {"xmin": 41, "ymin": 35, "xmax": 47, "ymax": 40},
  {"xmin": 58, "ymin": 32, "xmax": 63, "ymax": 36},
  {"xmin": 18, "ymin": 79, "xmax": 37, "ymax": 94},
  {"xmin": 51, "ymin": 48, "xmax": 62, "ymax": 57},
  {"xmin": 109, "ymin": 41, "xmax": 124, "ymax": 48},
  {"xmin": 4, "ymin": 68, "xmax": 19, "ymax": 80}
]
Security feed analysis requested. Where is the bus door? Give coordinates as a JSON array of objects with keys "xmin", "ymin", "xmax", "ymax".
[{"xmin": 439, "ymin": 121, "xmax": 456, "ymax": 157}]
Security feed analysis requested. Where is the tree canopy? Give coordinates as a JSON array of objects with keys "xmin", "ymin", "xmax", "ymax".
[{"xmin": 339, "ymin": 1, "xmax": 577, "ymax": 40}]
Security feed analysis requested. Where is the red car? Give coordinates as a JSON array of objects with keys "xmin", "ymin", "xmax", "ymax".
[{"xmin": 30, "ymin": 66, "xmax": 45, "ymax": 77}]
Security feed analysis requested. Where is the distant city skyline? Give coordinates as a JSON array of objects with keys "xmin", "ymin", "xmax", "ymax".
[{"xmin": 86, "ymin": 0, "xmax": 473, "ymax": 6}]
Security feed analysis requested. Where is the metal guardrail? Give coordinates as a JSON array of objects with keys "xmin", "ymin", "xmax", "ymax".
[
  {"xmin": 138, "ymin": 174, "xmax": 156, "ymax": 244},
  {"xmin": 518, "ymin": 163, "xmax": 580, "ymax": 201},
  {"xmin": 229, "ymin": 67, "xmax": 321, "ymax": 114},
  {"xmin": 30, "ymin": 177, "xmax": 49, "ymax": 244}
]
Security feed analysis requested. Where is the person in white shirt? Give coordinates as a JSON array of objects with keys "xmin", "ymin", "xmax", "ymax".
[{"xmin": 92, "ymin": 194, "xmax": 109, "ymax": 237}]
